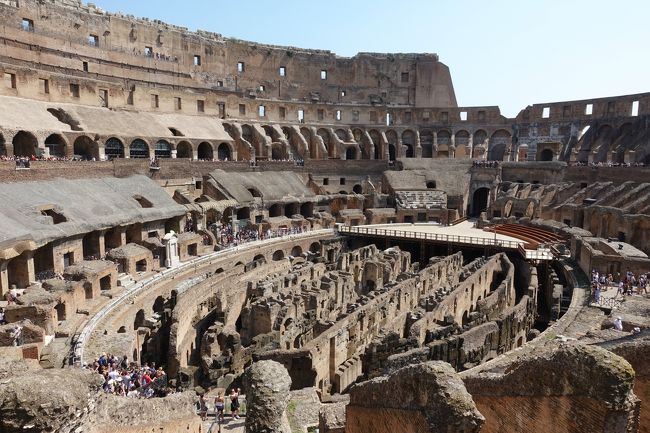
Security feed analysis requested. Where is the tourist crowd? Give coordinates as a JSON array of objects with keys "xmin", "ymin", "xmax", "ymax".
[
  {"xmin": 87, "ymin": 353, "xmax": 170, "ymax": 398},
  {"xmin": 568, "ymin": 161, "xmax": 647, "ymax": 167},
  {"xmin": 590, "ymin": 268, "xmax": 649, "ymax": 304},
  {"xmin": 0, "ymin": 155, "xmax": 97, "ymax": 163},
  {"xmin": 472, "ymin": 160, "xmax": 501, "ymax": 168},
  {"xmin": 210, "ymin": 224, "xmax": 309, "ymax": 248}
]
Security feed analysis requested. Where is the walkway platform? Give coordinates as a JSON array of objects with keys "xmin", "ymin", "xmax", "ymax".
[{"xmin": 337, "ymin": 221, "xmax": 555, "ymax": 260}]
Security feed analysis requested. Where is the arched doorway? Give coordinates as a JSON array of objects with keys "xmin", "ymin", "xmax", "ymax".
[
  {"xmin": 45, "ymin": 134, "xmax": 66, "ymax": 158},
  {"xmin": 104, "ymin": 137, "xmax": 124, "ymax": 159},
  {"xmin": 539, "ymin": 148, "xmax": 554, "ymax": 161},
  {"xmin": 271, "ymin": 144, "xmax": 285, "ymax": 160},
  {"xmin": 420, "ymin": 129, "xmax": 433, "ymax": 158},
  {"xmin": 217, "ymin": 143, "xmax": 231, "ymax": 161},
  {"xmin": 353, "ymin": 184, "xmax": 363, "ymax": 194},
  {"xmin": 402, "ymin": 130, "xmax": 415, "ymax": 158},
  {"xmin": 471, "ymin": 188, "xmax": 490, "ymax": 216},
  {"xmin": 134, "ymin": 309, "xmax": 145, "ymax": 330},
  {"xmin": 272, "ymin": 250, "xmax": 285, "ymax": 261},
  {"xmin": 13, "ymin": 131, "xmax": 38, "ymax": 157},
  {"xmin": 317, "ymin": 128, "xmax": 333, "ymax": 158},
  {"xmin": 55, "ymin": 302, "xmax": 66, "ymax": 322},
  {"xmin": 176, "ymin": 141, "xmax": 192, "ymax": 159},
  {"xmin": 345, "ymin": 147, "xmax": 357, "ymax": 160},
  {"xmin": 198, "ymin": 142, "xmax": 213, "ymax": 160},
  {"xmin": 300, "ymin": 202, "xmax": 313, "ymax": 218},
  {"xmin": 389, "ymin": 144, "xmax": 396, "ymax": 161},
  {"xmin": 154, "ymin": 140, "xmax": 172, "ymax": 158},
  {"xmin": 488, "ymin": 130, "xmax": 511, "ymax": 161},
  {"xmin": 130, "ymin": 139, "xmax": 149, "ymax": 158},
  {"xmin": 369, "ymin": 130, "xmax": 382, "ymax": 160},
  {"xmin": 269, "ymin": 203, "xmax": 283, "ymax": 217},
  {"xmin": 73, "ymin": 136, "xmax": 99, "ymax": 160}
]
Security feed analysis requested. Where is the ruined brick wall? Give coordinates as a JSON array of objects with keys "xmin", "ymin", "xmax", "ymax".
[
  {"xmin": 463, "ymin": 344, "xmax": 639, "ymax": 433},
  {"xmin": 0, "ymin": 0, "xmax": 455, "ymax": 114},
  {"xmin": 602, "ymin": 335, "xmax": 650, "ymax": 433},
  {"xmin": 472, "ymin": 395, "xmax": 630, "ymax": 433}
]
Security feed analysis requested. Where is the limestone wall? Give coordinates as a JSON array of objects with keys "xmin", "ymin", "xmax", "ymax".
[{"xmin": 463, "ymin": 344, "xmax": 639, "ymax": 433}]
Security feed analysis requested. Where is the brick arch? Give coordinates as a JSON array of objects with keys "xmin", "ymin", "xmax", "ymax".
[
  {"xmin": 197, "ymin": 142, "xmax": 214, "ymax": 160},
  {"xmin": 176, "ymin": 140, "xmax": 193, "ymax": 159},
  {"xmin": 45, "ymin": 133, "xmax": 68, "ymax": 158},
  {"xmin": 12, "ymin": 130, "xmax": 38, "ymax": 157}
]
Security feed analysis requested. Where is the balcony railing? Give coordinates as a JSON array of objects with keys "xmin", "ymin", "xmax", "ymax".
[{"xmin": 337, "ymin": 225, "xmax": 522, "ymax": 249}]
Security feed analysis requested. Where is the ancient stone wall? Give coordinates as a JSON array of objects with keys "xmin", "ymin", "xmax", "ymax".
[{"xmin": 463, "ymin": 343, "xmax": 639, "ymax": 433}]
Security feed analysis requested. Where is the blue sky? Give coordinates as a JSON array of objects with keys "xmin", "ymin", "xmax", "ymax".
[{"xmin": 92, "ymin": 0, "xmax": 649, "ymax": 117}]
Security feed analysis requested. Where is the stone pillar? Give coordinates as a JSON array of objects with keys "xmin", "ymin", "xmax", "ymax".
[
  {"xmin": 468, "ymin": 133, "xmax": 474, "ymax": 158},
  {"xmin": 98, "ymin": 144, "xmax": 106, "ymax": 161},
  {"xmin": 171, "ymin": 149, "xmax": 177, "ymax": 159},
  {"xmin": 192, "ymin": 149, "xmax": 198, "ymax": 161},
  {"xmin": 37, "ymin": 135, "xmax": 48, "ymax": 158},
  {"xmin": 164, "ymin": 234, "xmax": 179, "ymax": 268},
  {"xmin": 26, "ymin": 252, "xmax": 35, "ymax": 285},
  {"xmin": 98, "ymin": 231, "xmax": 106, "ymax": 258},
  {"xmin": 243, "ymin": 361, "xmax": 292, "ymax": 433},
  {"xmin": 414, "ymin": 130, "xmax": 422, "ymax": 158},
  {"xmin": 119, "ymin": 228, "xmax": 127, "ymax": 247},
  {"xmin": 0, "ymin": 260, "xmax": 8, "ymax": 298}
]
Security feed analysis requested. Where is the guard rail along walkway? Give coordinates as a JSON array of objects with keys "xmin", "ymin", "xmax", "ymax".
[
  {"xmin": 337, "ymin": 224, "xmax": 522, "ymax": 249},
  {"xmin": 338, "ymin": 224, "xmax": 556, "ymax": 261},
  {"xmin": 72, "ymin": 229, "xmax": 334, "ymax": 366}
]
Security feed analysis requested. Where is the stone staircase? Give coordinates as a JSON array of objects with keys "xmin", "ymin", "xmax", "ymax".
[{"xmin": 396, "ymin": 190, "xmax": 446, "ymax": 210}]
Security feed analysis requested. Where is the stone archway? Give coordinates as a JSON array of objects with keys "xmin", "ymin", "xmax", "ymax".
[
  {"xmin": 539, "ymin": 148, "xmax": 554, "ymax": 161},
  {"xmin": 130, "ymin": 139, "xmax": 150, "ymax": 158},
  {"xmin": 198, "ymin": 142, "xmax": 214, "ymax": 160},
  {"xmin": 217, "ymin": 143, "xmax": 232, "ymax": 161},
  {"xmin": 45, "ymin": 134, "xmax": 67, "ymax": 158},
  {"xmin": 176, "ymin": 141, "xmax": 193, "ymax": 159},
  {"xmin": 471, "ymin": 187, "xmax": 490, "ymax": 216},
  {"xmin": 73, "ymin": 136, "xmax": 99, "ymax": 160},
  {"xmin": 154, "ymin": 140, "xmax": 172, "ymax": 158},
  {"xmin": 13, "ymin": 131, "xmax": 38, "ymax": 157},
  {"xmin": 104, "ymin": 137, "xmax": 124, "ymax": 159}
]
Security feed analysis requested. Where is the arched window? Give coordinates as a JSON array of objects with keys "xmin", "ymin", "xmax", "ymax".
[
  {"xmin": 198, "ymin": 142, "xmax": 213, "ymax": 160},
  {"xmin": 154, "ymin": 140, "xmax": 172, "ymax": 158},
  {"xmin": 130, "ymin": 139, "xmax": 149, "ymax": 158},
  {"xmin": 217, "ymin": 143, "xmax": 231, "ymax": 161},
  {"xmin": 105, "ymin": 137, "xmax": 124, "ymax": 159}
]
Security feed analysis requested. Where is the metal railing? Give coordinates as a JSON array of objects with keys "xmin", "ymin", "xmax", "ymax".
[
  {"xmin": 337, "ymin": 225, "xmax": 522, "ymax": 249},
  {"xmin": 591, "ymin": 296, "xmax": 622, "ymax": 309},
  {"xmin": 72, "ymin": 229, "xmax": 334, "ymax": 365}
]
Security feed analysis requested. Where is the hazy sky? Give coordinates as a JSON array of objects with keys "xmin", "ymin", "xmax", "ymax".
[{"xmin": 92, "ymin": 0, "xmax": 649, "ymax": 117}]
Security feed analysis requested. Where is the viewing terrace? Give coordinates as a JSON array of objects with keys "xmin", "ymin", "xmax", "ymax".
[{"xmin": 337, "ymin": 220, "xmax": 559, "ymax": 260}]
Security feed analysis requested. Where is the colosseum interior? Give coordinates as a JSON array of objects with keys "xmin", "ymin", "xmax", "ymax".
[{"xmin": 0, "ymin": 1, "xmax": 649, "ymax": 432}]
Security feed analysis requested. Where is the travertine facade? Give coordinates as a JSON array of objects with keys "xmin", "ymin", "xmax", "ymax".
[{"xmin": 0, "ymin": 2, "xmax": 648, "ymax": 433}]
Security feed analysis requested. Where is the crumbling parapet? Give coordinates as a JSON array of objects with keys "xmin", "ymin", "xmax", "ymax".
[{"xmin": 345, "ymin": 361, "xmax": 484, "ymax": 433}]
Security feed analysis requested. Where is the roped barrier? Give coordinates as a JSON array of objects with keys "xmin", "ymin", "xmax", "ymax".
[{"xmin": 72, "ymin": 229, "xmax": 334, "ymax": 366}]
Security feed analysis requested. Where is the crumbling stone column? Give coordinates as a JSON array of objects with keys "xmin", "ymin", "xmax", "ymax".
[
  {"xmin": 243, "ymin": 360, "xmax": 292, "ymax": 433},
  {"xmin": 0, "ymin": 260, "xmax": 8, "ymax": 298},
  {"xmin": 345, "ymin": 361, "xmax": 484, "ymax": 433}
]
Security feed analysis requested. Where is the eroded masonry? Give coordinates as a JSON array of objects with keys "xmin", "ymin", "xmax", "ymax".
[{"xmin": 0, "ymin": 1, "xmax": 649, "ymax": 432}]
